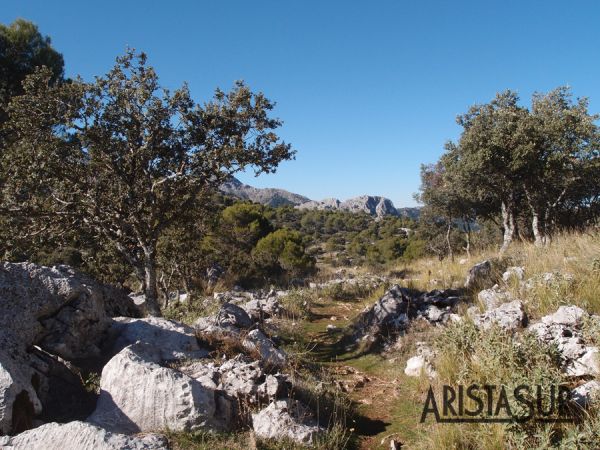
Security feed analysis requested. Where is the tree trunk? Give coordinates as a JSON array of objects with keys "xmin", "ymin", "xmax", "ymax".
[
  {"xmin": 500, "ymin": 200, "xmax": 515, "ymax": 255},
  {"xmin": 531, "ymin": 209, "xmax": 547, "ymax": 247},
  {"xmin": 142, "ymin": 247, "xmax": 161, "ymax": 316},
  {"xmin": 524, "ymin": 187, "xmax": 548, "ymax": 247},
  {"xmin": 446, "ymin": 221, "xmax": 454, "ymax": 262},
  {"xmin": 464, "ymin": 221, "xmax": 471, "ymax": 260}
]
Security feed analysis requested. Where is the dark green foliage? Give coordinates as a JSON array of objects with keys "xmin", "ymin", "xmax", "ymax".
[
  {"xmin": 0, "ymin": 19, "xmax": 64, "ymax": 123},
  {"xmin": 253, "ymin": 228, "xmax": 316, "ymax": 281}
]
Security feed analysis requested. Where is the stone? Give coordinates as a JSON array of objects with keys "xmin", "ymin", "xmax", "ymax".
[
  {"xmin": 0, "ymin": 421, "xmax": 168, "ymax": 450},
  {"xmin": 242, "ymin": 330, "xmax": 287, "ymax": 368},
  {"xmin": 541, "ymin": 306, "xmax": 587, "ymax": 328},
  {"xmin": 404, "ymin": 356, "xmax": 434, "ymax": 378},
  {"xmin": 571, "ymin": 381, "xmax": 600, "ymax": 408},
  {"xmin": 0, "ymin": 335, "xmax": 43, "ymax": 435},
  {"xmin": 421, "ymin": 304, "xmax": 447, "ymax": 322},
  {"xmin": 179, "ymin": 361, "xmax": 220, "ymax": 390},
  {"xmin": 109, "ymin": 316, "xmax": 208, "ymax": 361},
  {"xmin": 464, "ymin": 260, "xmax": 495, "ymax": 290},
  {"xmin": 215, "ymin": 303, "xmax": 253, "ymax": 329},
  {"xmin": 252, "ymin": 399, "xmax": 322, "ymax": 445},
  {"xmin": 473, "ymin": 300, "xmax": 527, "ymax": 331},
  {"xmin": 217, "ymin": 357, "xmax": 264, "ymax": 399},
  {"xmin": 502, "ymin": 266, "xmax": 525, "ymax": 283},
  {"xmin": 478, "ymin": 285, "xmax": 513, "ymax": 310},
  {"xmin": 257, "ymin": 375, "xmax": 281, "ymax": 398},
  {"xmin": 242, "ymin": 297, "xmax": 283, "ymax": 320},
  {"xmin": 87, "ymin": 343, "xmax": 219, "ymax": 434},
  {"xmin": 567, "ymin": 347, "xmax": 600, "ymax": 377},
  {"xmin": 0, "ymin": 262, "xmax": 135, "ymax": 361}
]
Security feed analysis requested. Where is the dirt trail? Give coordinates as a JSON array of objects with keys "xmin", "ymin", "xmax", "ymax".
[{"xmin": 303, "ymin": 297, "xmax": 425, "ymax": 450}]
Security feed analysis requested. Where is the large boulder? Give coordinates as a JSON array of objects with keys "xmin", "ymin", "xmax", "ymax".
[
  {"xmin": 0, "ymin": 263, "xmax": 135, "ymax": 433},
  {"xmin": 108, "ymin": 316, "xmax": 208, "ymax": 361},
  {"xmin": 0, "ymin": 421, "xmax": 167, "ymax": 450},
  {"xmin": 252, "ymin": 399, "xmax": 323, "ymax": 446},
  {"xmin": 0, "ymin": 334, "xmax": 43, "ymax": 435},
  {"xmin": 88, "ymin": 343, "xmax": 220, "ymax": 434},
  {"xmin": 0, "ymin": 262, "xmax": 136, "ymax": 360}
]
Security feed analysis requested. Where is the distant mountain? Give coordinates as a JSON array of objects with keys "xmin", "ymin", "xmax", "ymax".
[
  {"xmin": 219, "ymin": 177, "xmax": 420, "ymax": 219},
  {"xmin": 219, "ymin": 177, "xmax": 310, "ymax": 207}
]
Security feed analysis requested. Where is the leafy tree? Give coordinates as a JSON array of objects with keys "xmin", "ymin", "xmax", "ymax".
[
  {"xmin": 521, "ymin": 87, "xmax": 599, "ymax": 245},
  {"xmin": 0, "ymin": 19, "xmax": 64, "ymax": 257},
  {"xmin": 5, "ymin": 50, "xmax": 294, "ymax": 315},
  {"xmin": 0, "ymin": 19, "xmax": 64, "ymax": 123},
  {"xmin": 452, "ymin": 90, "xmax": 530, "ymax": 253},
  {"xmin": 253, "ymin": 228, "xmax": 315, "ymax": 282}
]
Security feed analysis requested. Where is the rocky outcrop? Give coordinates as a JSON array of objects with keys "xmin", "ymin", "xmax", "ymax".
[
  {"xmin": 529, "ymin": 306, "xmax": 600, "ymax": 377},
  {"xmin": 0, "ymin": 262, "xmax": 136, "ymax": 361},
  {"xmin": 464, "ymin": 260, "xmax": 497, "ymax": 291},
  {"xmin": 88, "ymin": 343, "xmax": 219, "ymax": 434},
  {"xmin": 109, "ymin": 316, "xmax": 208, "ymax": 361},
  {"xmin": 219, "ymin": 176, "xmax": 420, "ymax": 219},
  {"xmin": 252, "ymin": 399, "xmax": 323, "ymax": 446},
  {"xmin": 297, "ymin": 195, "xmax": 407, "ymax": 219},
  {"xmin": 351, "ymin": 285, "xmax": 463, "ymax": 344},
  {"xmin": 219, "ymin": 177, "xmax": 310, "ymax": 207},
  {"xmin": 471, "ymin": 300, "xmax": 527, "ymax": 331},
  {"xmin": 0, "ymin": 421, "xmax": 168, "ymax": 450},
  {"xmin": 0, "ymin": 262, "xmax": 138, "ymax": 435}
]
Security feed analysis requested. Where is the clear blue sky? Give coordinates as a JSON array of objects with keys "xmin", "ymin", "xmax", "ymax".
[{"xmin": 3, "ymin": 1, "xmax": 600, "ymax": 207}]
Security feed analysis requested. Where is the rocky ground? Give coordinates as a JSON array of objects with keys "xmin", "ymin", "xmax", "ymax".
[{"xmin": 2, "ymin": 248, "xmax": 600, "ymax": 449}]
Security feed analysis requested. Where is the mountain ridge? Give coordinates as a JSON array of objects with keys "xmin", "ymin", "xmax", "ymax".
[{"xmin": 219, "ymin": 177, "xmax": 420, "ymax": 219}]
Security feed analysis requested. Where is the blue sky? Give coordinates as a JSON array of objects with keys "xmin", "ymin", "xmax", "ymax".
[{"xmin": 2, "ymin": 1, "xmax": 600, "ymax": 207}]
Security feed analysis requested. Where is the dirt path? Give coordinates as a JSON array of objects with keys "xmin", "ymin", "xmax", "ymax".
[{"xmin": 302, "ymin": 296, "xmax": 426, "ymax": 450}]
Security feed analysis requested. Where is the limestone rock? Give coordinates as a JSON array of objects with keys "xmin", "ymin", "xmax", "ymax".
[
  {"xmin": 472, "ymin": 300, "xmax": 527, "ymax": 331},
  {"xmin": 215, "ymin": 303, "xmax": 253, "ymax": 329},
  {"xmin": 242, "ymin": 297, "xmax": 283, "ymax": 321},
  {"xmin": 478, "ymin": 285, "xmax": 513, "ymax": 310},
  {"xmin": 541, "ymin": 306, "xmax": 587, "ymax": 328},
  {"xmin": 572, "ymin": 381, "xmax": 600, "ymax": 408},
  {"xmin": 252, "ymin": 399, "xmax": 322, "ymax": 445},
  {"xmin": 88, "ymin": 343, "xmax": 219, "ymax": 434},
  {"xmin": 404, "ymin": 343, "xmax": 436, "ymax": 378},
  {"xmin": 243, "ymin": 330, "xmax": 287, "ymax": 367},
  {"xmin": 0, "ymin": 335, "xmax": 43, "ymax": 435},
  {"xmin": 109, "ymin": 317, "xmax": 207, "ymax": 361},
  {"xmin": 464, "ymin": 260, "xmax": 495, "ymax": 290},
  {"xmin": 0, "ymin": 262, "xmax": 134, "ymax": 360},
  {"xmin": 0, "ymin": 421, "xmax": 167, "ymax": 450},
  {"xmin": 502, "ymin": 266, "xmax": 525, "ymax": 283}
]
